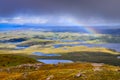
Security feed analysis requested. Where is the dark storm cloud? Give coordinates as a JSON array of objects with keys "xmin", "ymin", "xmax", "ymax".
[{"xmin": 0, "ymin": 0, "xmax": 120, "ymax": 24}]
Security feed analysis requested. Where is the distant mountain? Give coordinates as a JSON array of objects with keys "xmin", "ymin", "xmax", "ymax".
[
  {"xmin": 0, "ymin": 23, "xmax": 120, "ymax": 34},
  {"xmin": 99, "ymin": 29, "xmax": 120, "ymax": 34},
  {"xmin": 0, "ymin": 24, "xmax": 89, "ymax": 33}
]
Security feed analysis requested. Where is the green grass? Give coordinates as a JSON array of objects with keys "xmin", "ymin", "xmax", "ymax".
[{"xmin": 0, "ymin": 54, "xmax": 39, "ymax": 67}]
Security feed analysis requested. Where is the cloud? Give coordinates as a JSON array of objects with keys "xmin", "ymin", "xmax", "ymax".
[
  {"xmin": 0, "ymin": 0, "xmax": 120, "ymax": 25},
  {"xmin": 0, "ymin": 16, "xmax": 80, "ymax": 25},
  {"xmin": 0, "ymin": 16, "xmax": 48, "ymax": 24},
  {"xmin": 0, "ymin": 16, "xmax": 112, "ymax": 26}
]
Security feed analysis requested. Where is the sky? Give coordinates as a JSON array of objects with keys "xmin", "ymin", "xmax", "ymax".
[{"xmin": 0, "ymin": 0, "xmax": 120, "ymax": 26}]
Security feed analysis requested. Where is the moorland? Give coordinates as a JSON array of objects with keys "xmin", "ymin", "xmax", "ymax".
[{"xmin": 0, "ymin": 31, "xmax": 120, "ymax": 80}]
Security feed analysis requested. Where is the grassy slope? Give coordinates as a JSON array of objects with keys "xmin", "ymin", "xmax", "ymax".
[
  {"xmin": 0, "ymin": 54, "xmax": 38, "ymax": 67},
  {"xmin": 0, "ymin": 63, "xmax": 119, "ymax": 80}
]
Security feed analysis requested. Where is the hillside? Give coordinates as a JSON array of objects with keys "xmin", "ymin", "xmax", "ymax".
[{"xmin": 0, "ymin": 62, "xmax": 119, "ymax": 80}]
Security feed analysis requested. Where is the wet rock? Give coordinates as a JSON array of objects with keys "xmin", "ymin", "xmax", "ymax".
[
  {"xmin": 75, "ymin": 72, "xmax": 82, "ymax": 78},
  {"xmin": 117, "ymin": 56, "xmax": 120, "ymax": 59},
  {"xmin": 46, "ymin": 75, "xmax": 54, "ymax": 80},
  {"xmin": 91, "ymin": 63, "xmax": 104, "ymax": 67},
  {"xmin": 93, "ymin": 67, "xmax": 102, "ymax": 71},
  {"xmin": 74, "ymin": 72, "xmax": 87, "ymax": 79}
]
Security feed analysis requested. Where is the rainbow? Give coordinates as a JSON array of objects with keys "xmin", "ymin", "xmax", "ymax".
[
  {"xmin": 82, "ymin": 25, "xmax": 98, "ymax": 34},
  {"xmin": 72, "ymin": 20, "xmax": 99, "ymax": 34}
]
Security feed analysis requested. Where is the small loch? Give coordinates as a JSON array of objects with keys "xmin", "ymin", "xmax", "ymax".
[
  {"xmin": 37, "ymin": 59, "xmax": 73, "ymax": 64},
  {"xmin": 33, "ymin": 52, "xmax": 73, "ymax": 64},
  {"xmin": 15, "ymin": 46, "xmax": 29, "ymax": 50},
  {"xmin": 117, "ymin": 56, "xmax": 120, "ymax": 59},
  {"xmin": 33, "ymin": 52, "xmax": 61, "ymax": 56}
]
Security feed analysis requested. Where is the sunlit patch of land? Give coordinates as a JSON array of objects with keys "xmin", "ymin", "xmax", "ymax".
[
  {"xmin": 26, "ymin": 46, "xmax": 119, "ymax": 54},
  {"xmin": 0, "ymin": 43, "xmax": 16, "ymax": 49},
  {"xmin": 2, "ymin": 46, "xmax": 117, "ymax": 54}
]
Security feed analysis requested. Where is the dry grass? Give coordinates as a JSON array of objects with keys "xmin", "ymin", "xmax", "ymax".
[{"xmin": 0, "ymin": 63, "xmax": 119, "ymax": 80}]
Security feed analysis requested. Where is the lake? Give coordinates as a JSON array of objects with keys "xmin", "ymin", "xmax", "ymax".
[
  {"xmin": 33, "ymin": 52, "xmax": 61, "ymax": 56},
  {"xmin": 38, "ymin": 59, "xmax": 73, "ymax": 64},
  {"xmin": 54, "ymin": 43, "xmax": 120, "ymax": 52},
  {"xmin": 15, "ymin": 46, "xmax": 29, "ymax": 50},
  {"xmin": 33, "ymin": 52, "xmax": 73, "ymax": 64},
  {"xmin": 117, "ymin": 56, "xmax": 120, "ymax": 59}
]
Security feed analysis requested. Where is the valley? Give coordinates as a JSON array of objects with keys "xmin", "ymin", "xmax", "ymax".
[{"xmin": 0, "ymin": 31, "xmax": 120, "ymax": 80}]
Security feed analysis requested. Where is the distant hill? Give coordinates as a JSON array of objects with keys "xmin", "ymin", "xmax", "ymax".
[
  {"xmin": 99, "ymin": 29, "xmax": 120, "ymax": 34},
  {"xmin": 0, "ymin": 23, "xmax": 120, "ymax": 34}
]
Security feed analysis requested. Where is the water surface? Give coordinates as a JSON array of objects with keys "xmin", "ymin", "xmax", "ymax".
[
  {"xmin": 117, "ymin": 56, "xmax": 120, "ymax": 59},
  {"xmin": 38, "ymin": 59, "xmax": 73, "ymax": 64},
  {"xmin": 33, "ymin": 52, "xmax": 61, "ymax": 56}
]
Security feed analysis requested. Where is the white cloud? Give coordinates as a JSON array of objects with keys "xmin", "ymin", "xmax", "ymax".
[
  {"xmin": 0, "ymin": 16, "xmax": 48, "ymax": 25},
  {"xmin": 0, "ymin": 16, "xmax": 81, "ymax": 26},
  {"xmin": 0, "ymin": 16, "xmax": 118, "ymax": 26}
]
